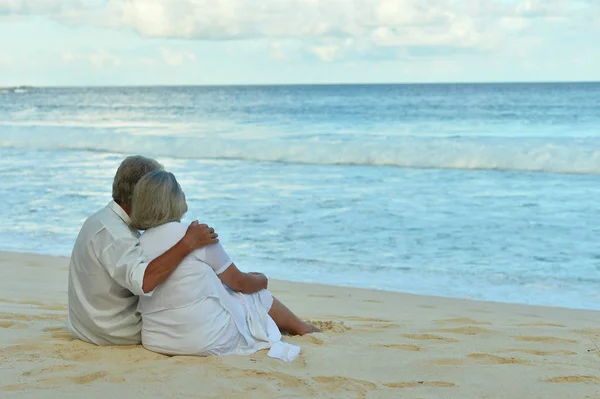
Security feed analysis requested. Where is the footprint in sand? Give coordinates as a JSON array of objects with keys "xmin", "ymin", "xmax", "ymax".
[
  {"xmin": 574, "ymin": 328, "xmax": 600, "ymax": 336},
  {"xmin": 53, "ymin": 341, "xmax": 167, "ymax": 363},
  {"xmin": 357, "ymin": 322, "xmax": 400, "ymax": 329},
  {"xmin": 362, "ymin": 299, "xmax": 383, "ymax": 303},
  {"xmin": 308, "ymin": 294, "xmax": 336, "ymax": 299},
  {"xmin": 168, "ymin": 355, "xmax": 221, "ymax": 367},
  {"xmin": 545, "ymin": 376, "xmax": 600, "ymax": 384},
  {"xmin": 515, "ymin": 336, "xmax": 578, "ymax": 344},
  {"xmin": 313, "ymin": 376, "xmax": 377, "ymax": 394},
  {"xmin": 519, "ymin": 313, "xmax": 542, "ymax": 318},
  {"xmin": 22, "ymin": 364, "xmax": 77, "ymax": 377},
  {"xmin": 429, "ymin": 326, "xmax": 494, "ymax": 335},
  {"xmin": 12, "ymin": 301, "xmax": 67, "ymax": 311},
  {"xmin": 0, "ymin": 384, "xmax": 26, "ymax": 391},
  {"xmin": 0, "ymin": 312, "xmax": 66, "ymax": 322},
  {"xmin": 242, "ymin": 370, "xmax": 308, "ymax": 389},
  {"xmin": 306, "ymin": 320, "xmax": 350, "ymax": 333},
  {"xmin": 466, "ymin": 353, "xmax": 528, "ymax": 365},
  {"xmin": 431, "ymin": 354, "xmax": 528, "ymax": 366},
  {"xmin": 0, "ymin": 321, "xmax": 28, "ymax": 329},
  {"xmin": 351, "ymin": 328, "xmax": 380, "ymax": 334},
  {"xmin": 338, "ymin": 316, "xmax": 392, "ymax": 323},
  {"xmin": 435, "ymin": 318, "xmax": 491, "ymax": 325},
  {"xmin": 298, "ymin": 335, "xmax": 325, "ymax": 345},
  {"xmin": 36, "ymin": 304, "xmax": 68, "ymax": 311},
  {"xmin": 403, "ymin": 334, "xmax": 458, "ymax": 343},
  {"xmin": 384, "ymin": 381, "xmax": 457, "ymax": 388},
  {"xmin": 39, "ymin": 371, "xmax": 126, "ymax": 387},
  {"xmin": 43, "ymin": 326, "xmax": 74, "ymax": 341},
  {"xmin": 373, "ymin": 344, "xmax": 422, "ymax": 352},
  {"xmin": 514, "ymin": 323, "xmax": 566, "ymax": 328},
  {"xmin": 502, "ymin": 348, "xmax": 577, "ymax": 356}
]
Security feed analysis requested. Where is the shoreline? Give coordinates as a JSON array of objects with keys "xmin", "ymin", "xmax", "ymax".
[
  {"xmin": 2, "ymin": 251, "xmax": 600, "ymax": 398},
  {"xmin": 1, "ymin": 250, "xmax": 598, "ymax": 313}
]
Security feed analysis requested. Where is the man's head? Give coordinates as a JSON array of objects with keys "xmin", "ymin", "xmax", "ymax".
[{"xmin": 112, "ymin": 156, "xmax": 163, "ymax": 210}]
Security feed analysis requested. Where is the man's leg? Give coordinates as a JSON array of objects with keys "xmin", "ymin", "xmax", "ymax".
[{"xmin": 268, "ymin": 297, "xmax": 320, "ymax": 336}]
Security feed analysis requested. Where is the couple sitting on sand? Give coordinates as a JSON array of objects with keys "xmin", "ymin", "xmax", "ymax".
[{"xmin": 67, "ymin": 156, "xmax": 319, "ymax": 360}]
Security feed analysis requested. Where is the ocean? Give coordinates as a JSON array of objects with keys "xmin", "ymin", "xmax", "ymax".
[{"xmin": 1, "ymin": 83, "xmax": 599, "ymax": 310}]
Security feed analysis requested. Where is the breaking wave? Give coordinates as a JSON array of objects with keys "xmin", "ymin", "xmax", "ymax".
[{"xmin": 1, "ymin": 125, "xmax": 599, "ymax": 174}]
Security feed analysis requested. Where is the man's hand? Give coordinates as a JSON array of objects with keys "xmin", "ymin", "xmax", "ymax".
[{"xmin": 182, "ymin": 221, "xmax": 219, "ymax": 251}]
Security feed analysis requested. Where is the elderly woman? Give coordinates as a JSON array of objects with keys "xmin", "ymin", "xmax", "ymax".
[{"xmin": 130, "ymin": 170, "xmax": 319, "ymax": 358}]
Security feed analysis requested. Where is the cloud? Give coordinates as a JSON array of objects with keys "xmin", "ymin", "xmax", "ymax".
[
  {"xmin": 62, "ymin": 50, "xmax": 121, "ymax": 68},
  {"xmin": 516, "ymin": 0, "xmax": 557, "ymax": 18},
  {"xmin": 159, "ymin": 48, "xmax": 196, "ymax": 66},
  {"xmin": 2, "ymin": 0, "xmax": 598, "ymax": 63},
  {"xmin": 309, "ymin": 45, "xmax": 342, "ymax": 62},
  {"xmin": 0, "ymin": 0, "xmax": 87, "ymax": 16},
  {"xmin": 269, "ymin": 42, "xmax": 286, "ymax": 61}
]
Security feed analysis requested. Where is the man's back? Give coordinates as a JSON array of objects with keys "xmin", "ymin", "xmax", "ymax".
[{"xmin": 67, "ymin": 201, "xmax": 148, "ymax": 345}]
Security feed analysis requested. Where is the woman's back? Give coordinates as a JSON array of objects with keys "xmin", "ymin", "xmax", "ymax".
[{"xmin": 138, "ymin": 222, "xmax": 235, "ymax": 355}]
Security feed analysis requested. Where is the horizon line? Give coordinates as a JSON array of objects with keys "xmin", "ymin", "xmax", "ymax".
[{"xmin": 3, "ymin": 80, "xmax": 600, "ymax": 89}]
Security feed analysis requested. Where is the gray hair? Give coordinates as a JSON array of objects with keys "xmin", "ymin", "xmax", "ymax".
[
  {"xmin": 130, "ymin": 170, "xmax": 188, "ymax": 230},
  {"xmin": 112, "ymin": 155, "xmax": 163, "ymax": 206}
]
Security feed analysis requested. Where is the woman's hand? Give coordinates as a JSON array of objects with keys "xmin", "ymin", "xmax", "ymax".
[
  {"xmin": 218, "ymin": 266, "xmax": 268, "ymax": 294},
  {"xmin": 248, "ymin": 272, "xmax": 265, "ymax": 277},
  {"xmin": 248, "ymin": 272, "xmax": 268, "ymax": 290}
]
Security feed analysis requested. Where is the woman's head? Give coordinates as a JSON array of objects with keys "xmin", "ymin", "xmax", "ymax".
[{"xmin": 130, "ymin": 170, "xmax": 188, "ymax": 230}]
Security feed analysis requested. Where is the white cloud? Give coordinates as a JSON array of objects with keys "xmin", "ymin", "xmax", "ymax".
[
  {"xmin": 2, "ymin": 0, "xmax": 598, "ymax": 63},
  {"xmin": 0, "ymin": 0, "xmax": 85, "ymax": 15},
  {"xmin": 159, "ymin": 48, "xmax": 196, "ymax": 67},
  {"xmin": 309, "ymin": 45, "xmax": 341, "ymax": 62},
  {"xmin": 498, "ymin": 17, "xmax": 531, "ymax": 32},
  {"xmin": 62, "ymin": 50, "xmax": 121, "ymax": 68},
  {"xmin": 516, "ymin": 0, "xmax": 555, "ymax": 18},
  {"xmin": 269, "ymin": 41, "xmax": 286, "ymax": 61}
]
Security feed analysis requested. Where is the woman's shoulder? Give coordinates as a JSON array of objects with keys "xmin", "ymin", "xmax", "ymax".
[
  {"xmin": 140, "ymin": 222, "xmax": 188, "ymax": 250},
  {"xmin": 145, "ymin": 221, "xmax": 187, "ymax": 235},
  {"xmin": 161, "ymin": 221, "xmax": 189, "ymax": 235}
]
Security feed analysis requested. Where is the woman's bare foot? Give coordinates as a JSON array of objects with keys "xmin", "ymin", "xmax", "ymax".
[
  {"xmin": 297, "ymin": 321, "xmax": 321, "ymax": 335},
  {"xmin": 268, "ymin": 297, "xmax": 320, "ymax": 335}
]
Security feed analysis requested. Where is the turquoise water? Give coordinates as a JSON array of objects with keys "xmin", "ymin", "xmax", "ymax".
[{"xmin": 1, "ymin": 83, "xmax": 600, "ymax": 309}]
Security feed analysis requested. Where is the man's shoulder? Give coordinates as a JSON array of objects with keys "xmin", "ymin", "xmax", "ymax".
[
  {"xmin": 76, "ymin": 205, "xmax": 109, "ymax": 237},
  {"xmin": 81, "ymin": 203, "xmax": 134, "ymax": 241}
]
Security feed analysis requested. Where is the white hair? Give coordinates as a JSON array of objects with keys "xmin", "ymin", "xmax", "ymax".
[
  {"xmin": 130, "ymin": 170, "xmax": 188, "ymax": 230},
  {"xmin": 112, "ymin": 155, "xmax": 163, "ymax": 206}
]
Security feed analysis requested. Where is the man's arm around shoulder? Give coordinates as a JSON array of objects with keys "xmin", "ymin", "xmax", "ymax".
[{"xmin": 142, "ymin": 221, "xmax": 218, "ymax": 293}]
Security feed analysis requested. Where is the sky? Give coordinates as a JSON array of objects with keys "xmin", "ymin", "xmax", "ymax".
[{"xmin": 0, "ymin": 0, "xmax": 599, "ymax": 86}]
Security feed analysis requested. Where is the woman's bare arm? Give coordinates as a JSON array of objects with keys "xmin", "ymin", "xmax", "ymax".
[{"xmin": 218, "ymin": 263, "xmax": 267, "ymax": 294}]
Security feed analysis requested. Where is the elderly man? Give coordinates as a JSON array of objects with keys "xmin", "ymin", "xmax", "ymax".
[{"xmin": 67, "ymin": 155, "xmax": 218, "ymax": 345}]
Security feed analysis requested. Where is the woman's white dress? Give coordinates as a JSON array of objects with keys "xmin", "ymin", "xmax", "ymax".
[{"xmin": 137, "ymin": 222, "xmax": 282, "ymax": 356}]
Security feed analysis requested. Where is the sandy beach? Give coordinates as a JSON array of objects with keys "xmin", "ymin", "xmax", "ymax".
[{"xmin": 1, "ymin": 251, "xmax": 599, "ymax": 399}]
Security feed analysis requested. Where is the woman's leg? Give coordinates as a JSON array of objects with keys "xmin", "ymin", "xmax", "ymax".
[{"xmin": 268, "ymin": 297, "xmax": 320, "ymax": 335}]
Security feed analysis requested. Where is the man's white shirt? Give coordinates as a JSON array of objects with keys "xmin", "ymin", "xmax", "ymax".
[{"xmin": 67, "ymin": 201, "xmax": 151, "ymax": 345}]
